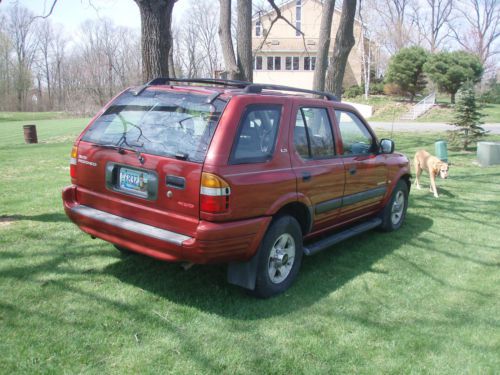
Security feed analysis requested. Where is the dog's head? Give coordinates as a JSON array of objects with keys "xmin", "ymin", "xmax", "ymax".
[{"xmin": 437, "ymin": 162, "xmax": 449, "ymax": 179}]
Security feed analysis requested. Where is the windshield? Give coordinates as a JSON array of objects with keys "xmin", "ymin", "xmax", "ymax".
[{"xmin": 81, "ymin": 89, "xmax": 226, "ymax": 163}]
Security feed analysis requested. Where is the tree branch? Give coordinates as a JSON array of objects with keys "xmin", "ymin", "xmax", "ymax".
[{"xmin": 31, "ymin": 0, "xmax": 59, "ymax": 21}]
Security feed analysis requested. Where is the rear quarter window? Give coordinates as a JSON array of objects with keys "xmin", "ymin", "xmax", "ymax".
[{"xmin": 230, "ymin": 104, "xmax": 282, "ymax": 164}]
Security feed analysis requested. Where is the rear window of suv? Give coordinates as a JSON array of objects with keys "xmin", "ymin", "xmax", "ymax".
[{"xmin": 81, "ymin": 89, "xmax": 226, "ymax": 163}]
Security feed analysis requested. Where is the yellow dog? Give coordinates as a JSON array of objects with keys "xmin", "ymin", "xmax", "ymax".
[{"xmin": 414, "ymin": 150, "xmax": 449, "ymax": 198}]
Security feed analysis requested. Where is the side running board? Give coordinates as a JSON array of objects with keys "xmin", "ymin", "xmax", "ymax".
[{"xmin": 303, "ymin": 218, "xmax": 382, "ymax": 256}]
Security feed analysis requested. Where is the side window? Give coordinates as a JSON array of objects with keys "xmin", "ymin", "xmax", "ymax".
[
  {"xmin": 230, "ymin": 105, "xmax": 282, "ymax": 164},
  {"xmin": 293, "ymin": 107, "xmax": 335, "ymax": 159},
  {"xmin": 335, "ymin": 110, "xmax": 374, "ymax": 155}
]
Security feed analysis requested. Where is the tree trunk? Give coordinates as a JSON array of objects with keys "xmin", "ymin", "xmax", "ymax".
[
  {"xmin": 312, "ymin": 0, "xmax": 336, "ymax": 92},
  {"xmin": 325, "ymin": 0, "xmax": 357, "ymax": 99},
  {"xmin": 451, "ymin": 91, "xmax": 456, "ymax": 104},
  {"xmin": 134, "ymin": 0, "xmax": 175, "ymax": 82},
  {"xmin": 218, "ymin": 0, "xmax": 239, "ymax": 80},
  {"xmin": 168, "ymin": 33, "xmax": 176, "ymax": 78},
  {"xmin": 237, "ymin": 0, "xmax": 253, "ymax": 82}
]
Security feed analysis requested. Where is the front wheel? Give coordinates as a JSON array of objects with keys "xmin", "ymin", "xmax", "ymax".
[
  {"xmin": 250, "ymin": 216, "xmax": 303, "ymax": 298},
  {"xmin": 380, "ymin": 180, "xmax": 409, "ymax": 232}
]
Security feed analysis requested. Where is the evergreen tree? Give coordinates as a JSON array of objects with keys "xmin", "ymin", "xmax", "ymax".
[
  {"xmin": 385, "ymin": 47, "xmax": 428, "ymax": 102},
  {"xmin": 449, "ymin": 81, "xmax": 486, "ymax": 150},
  {"xmin": 424, "ymin": 51, "xmax": 483, "ymax": 104}
]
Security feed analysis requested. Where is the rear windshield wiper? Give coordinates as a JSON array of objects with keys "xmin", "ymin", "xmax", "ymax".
[{"xmin": 92, "ymin": 143, "xmax": 125, "ymax": 154}]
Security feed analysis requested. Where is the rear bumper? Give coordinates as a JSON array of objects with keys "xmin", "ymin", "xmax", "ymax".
[{"xmin": 62, "ymin": 185, "xmax": 271, "ymax": 264}]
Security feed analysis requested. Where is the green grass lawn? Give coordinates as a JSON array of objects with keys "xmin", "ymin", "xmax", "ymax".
[
  {"xmin": 1, "ymin": 115, "xmax": 499, "ymax": 373},
  {"xmin": 349, "ymin": 95, "xmax": 500, "ymax": 123},
  {"xmin": 347, "ymin": 95, "xmax": 413, "ymax": 122},
  {"xmin": 0, "ymin": 111, "xmax": 70, "ymax": 123}
]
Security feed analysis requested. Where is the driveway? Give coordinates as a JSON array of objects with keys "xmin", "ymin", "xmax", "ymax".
[{"xmin": 369, "ymin": 122, "xmax": 500, "ymax": 135}]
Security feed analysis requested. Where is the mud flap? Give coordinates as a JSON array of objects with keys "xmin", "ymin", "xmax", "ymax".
[{"xmin": 227, "ymin": 251, "xmax": 260, "ymax": 290}]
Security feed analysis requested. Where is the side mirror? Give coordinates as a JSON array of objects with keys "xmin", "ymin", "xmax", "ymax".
[{"xmin": 380, "ymin": 139, "xmax": 395, "ymax": 154}]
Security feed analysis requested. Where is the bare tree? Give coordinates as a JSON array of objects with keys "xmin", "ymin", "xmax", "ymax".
[
  {"xmin": 5, "ymin": 5, "xmax": 39, "ymax": 110},
  {"xmin": 370, "ymin": 0, "xmax": 416, "ymax": 54},
  {"xmin": 451, "ymin": 0, "xmax": 500, "ymax": 73},
  {"xmin": 190, "ymin": 0, "xmax": 221, "ymax": 78},
  {"xmin": 326, "ymin": 0, "xmax": 358, "ymax": 98},
  {"xmin": 37, "ymin": 20, "xmax": 55, "ymax": 109},
  {"xmin": 0, "ymin": 25, "xmax": 13, "ymax": 110},
  {"xmin": 51, "ymin": 27, "xmax": 66, "ymax": 109},
  {"xmin": 312, "ymin": 0, "xmax": 336, "ymax": 92},
  {"xmin": 358, "ymin": 0, "xmax": 372, "ymax": 99},
  {"xmin": 237, "ymin": 0, "xmax": 252, "ymax": 82},
  {"xmin": 178, "ymin": 21, "xmax": 203, "ymax": 78},
  {"xmin": 413, "ymin": 0, "xmax": 454, "ymax": 52},
  {"xmin": 218, "ymin": 0, "xmax": 238, "ymax": 79},
  {"xmin": 133, "ymin": 0, "xmax": 176, "ymax": 81}
]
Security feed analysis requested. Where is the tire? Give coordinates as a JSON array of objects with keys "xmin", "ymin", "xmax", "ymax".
[
  {"xmin": 380, "ymin": 180, "xmax": 409, "ymax": 232},
  {"xmin": 250, "ymin": 216, "xmax": 303, "ymax": 298}
]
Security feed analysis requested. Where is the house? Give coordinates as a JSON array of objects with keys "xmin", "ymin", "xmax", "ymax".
[{"xmin": 252, "ymin": 0, "xmax": 365, "ymax": 91}]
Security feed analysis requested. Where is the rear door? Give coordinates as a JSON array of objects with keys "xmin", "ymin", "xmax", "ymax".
[
  {"xmin": 334, "ymin": 110, "xmax": 388, "ymax": 217},
  {"xmin": 73, "ymin": 88, "xmax": 225, "ymax": 236},
  {"xmin": 290, "ymin": 104, "xmax": 345, "ymax": 232}
]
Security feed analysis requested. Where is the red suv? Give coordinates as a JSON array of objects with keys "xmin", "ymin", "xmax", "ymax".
[{"xmin": 63, "ymin": 78, "xmax": 411, "ymax": 298}]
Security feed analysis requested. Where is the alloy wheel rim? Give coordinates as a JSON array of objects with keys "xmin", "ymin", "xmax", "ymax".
[
  {"xmin": 391, "ymin": 191, "xmax": 405, "ymax": 225},
  {"xmin": 268, "ymin": 233, "xmax": 296, "ymax": 284}
]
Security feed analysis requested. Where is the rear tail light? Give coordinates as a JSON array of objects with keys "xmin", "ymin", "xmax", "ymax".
[
  {"xmin": 70, "ymin": 145, "xmax": 78, "ymax": 179},
  {"xmin": 200, "ymin": 172, "xmax": 231, "ymax": 214}
]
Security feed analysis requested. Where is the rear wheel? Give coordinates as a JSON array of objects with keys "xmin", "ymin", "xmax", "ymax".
[
  {"xmin": 380, "ymin": 180, "xmax": 408, "ymax": 231},
  {"xmin": 250, "ymin": 216, "xmax": 303, "ymax": 298}
]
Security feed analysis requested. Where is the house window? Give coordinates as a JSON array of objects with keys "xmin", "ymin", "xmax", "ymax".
[
  {"xmin": 304, "ymin": 56, "xmax": 316, "ymax": 71},
  {"xmin": 285, "ymin": 56, "xmax": 300, "ymax": 71},
  {"xmin": 295, "ymin": 0, "xmax": 302, "ymax": 36},
  {"xmin": 256, "ymin": 20, "xmax": 261, "ymax": 37},
  {"xmin": 267, "ymin": 56, "xmax": 281, "ymax": 70},
  {"xmin": 254, "ymin": 56, "xmax": 263, "ymax": 70}
]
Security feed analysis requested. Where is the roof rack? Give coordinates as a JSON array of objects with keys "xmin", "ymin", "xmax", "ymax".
[
  {"xmin": 130, "ymin": 77, "xmax": 338, "ymax": 102},
  {"xmin": 149, "ymin": 77, "xmax": 252, "ymax": 88},
  {"xmin": 130, "ymin": 77, "xmax": 253, "ymax": 96},
  {"xmin": 243, "ymin": 84, "xmax": 338, "ymax": 101}
]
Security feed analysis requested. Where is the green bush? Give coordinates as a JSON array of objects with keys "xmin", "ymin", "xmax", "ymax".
[
  {"xmin": 479, "ymin": 83, "xmax": 500, "ymax": 104},
  {"xmin": 344, "ymin": 85, "xmax": 364, "ymax": 98},
  {"xmin": 424, "ymin": 51, "xmax": 483, "ymax": 104},
  {"xmin": 369, "ymin": 83, "xmax": 384, "ymax": 95},
  {"xmin": 385, "ymin": 46, "xmax": 428, "ymax": 101}
]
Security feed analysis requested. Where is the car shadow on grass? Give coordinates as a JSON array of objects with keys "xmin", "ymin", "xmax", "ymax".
[
  {"xmin": 102, "ymin": 212, "xmax": 434, "ymax": 320},
  {"xmin": 0, "ymin": 212, "xmax": 68, "ymax": 223}
]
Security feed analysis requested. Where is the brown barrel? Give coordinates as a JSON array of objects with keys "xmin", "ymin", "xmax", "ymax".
[{"xmin": 23, "ymin": 124, "xmax": 38, "ymax": 144}]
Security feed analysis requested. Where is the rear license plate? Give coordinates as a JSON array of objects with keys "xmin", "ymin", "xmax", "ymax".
[{"xmin": 118, "ymin": 167, "xmax": 150, "ymax": 197}]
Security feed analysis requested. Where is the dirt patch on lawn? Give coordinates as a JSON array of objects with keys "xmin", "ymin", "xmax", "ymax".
[{"xmin": 0, "ymin": 216, "xmax": 18, "ymax": 228}]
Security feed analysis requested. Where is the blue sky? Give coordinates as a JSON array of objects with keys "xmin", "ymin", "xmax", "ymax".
[{"xmin": 4, "ymin": 0, "xmax": 190, "ymax": 33}]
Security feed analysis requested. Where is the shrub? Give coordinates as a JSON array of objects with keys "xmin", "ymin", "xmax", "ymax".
[
  {"xmin": 383, "ymin": 83, "xmax": 403, "ymax": 96},
  {"xmin": 385, "ymin": 46, "xmax": 428, "ymax": 101},
  {"xmin": 449, "ymin": 81, "xmax": 486, "ymax": 150},
  {"xmin": 344, "ymin": 85, "xmax": 364, "ymax": 98},
  {"xmin": 424, "ymin": 51, "xmax": 483, "ymax": 104},
  {"xmin": 369, "ymin": 83, "xmax": 384, "ymax": 95},
  {"xmin": 479, "ymin": 83, "xmax": 500, "ymax": 104}
]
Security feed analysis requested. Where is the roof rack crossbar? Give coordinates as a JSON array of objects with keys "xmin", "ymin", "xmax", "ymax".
[
  {"xmin": 130, "ymin": 77, "xmax": 253, "ymax": 96},
  {"xmin": 147, "ymin": 77, "xmax": 253, "ymax": 88},
  {"xmin": 243, "ymin": 84, "xmax": 338, "ymax": 101}
]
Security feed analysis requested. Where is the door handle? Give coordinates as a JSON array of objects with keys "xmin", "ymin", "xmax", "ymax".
[
  {"xmin": 349, "ymin": 167, "xmax": 357, "ymax": 175},
  {"xmin": 302, "ymin": 172, "xmax": 312, "ymax": 182}
]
